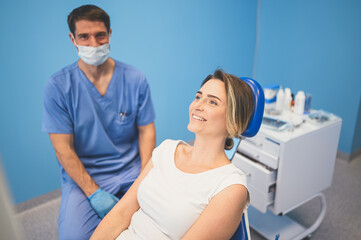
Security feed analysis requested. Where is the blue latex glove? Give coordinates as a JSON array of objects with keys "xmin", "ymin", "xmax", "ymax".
[{"xmin": 88, "ymin": 188, "xmax": 119, "ymax": 219}]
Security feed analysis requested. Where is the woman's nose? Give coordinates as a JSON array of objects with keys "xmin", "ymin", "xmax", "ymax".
[{"xmin": 195, "ymin": 100, "xmax": 205, "ymax": 111}]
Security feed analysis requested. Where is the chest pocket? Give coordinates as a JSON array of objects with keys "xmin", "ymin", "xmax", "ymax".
[{"xmin": 108, "ymin": 110, "xmax": 137, "ymax": 143}]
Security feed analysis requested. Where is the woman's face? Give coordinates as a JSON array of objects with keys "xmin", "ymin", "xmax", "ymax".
[{"xmin": 188, "ymin": 79, "xmax": 228, "ymax": 137}]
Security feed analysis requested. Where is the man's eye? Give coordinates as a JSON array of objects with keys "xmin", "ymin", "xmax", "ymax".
[
  {"xmin": 195, "ymin": 95, "xmax": 201, "ymax": 100},
  {"xmin": 96, "ymin": 33, "xmax": 107, "ymax": 38},
  {"xmin": 79, "ymin": 35, "xmax": 88, "ymax": 40}
]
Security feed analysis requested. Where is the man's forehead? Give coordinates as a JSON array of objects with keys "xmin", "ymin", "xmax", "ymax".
[{"xmin": 75, "ymin": 20, "xmax": 107, "ymax": 33}]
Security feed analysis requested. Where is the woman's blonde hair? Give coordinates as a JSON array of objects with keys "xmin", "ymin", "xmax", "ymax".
[{"xmin": 202, "ymin": 69, "xmax": 255, "ymax": 138}]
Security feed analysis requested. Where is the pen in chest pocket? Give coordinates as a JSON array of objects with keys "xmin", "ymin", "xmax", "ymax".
[{"xmin": 119, "ymin": 112, "xmax": 126, "ymax": 121}]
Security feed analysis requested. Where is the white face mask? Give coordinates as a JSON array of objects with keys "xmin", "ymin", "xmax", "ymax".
[{"xmin": 73, "ymin": 36, "xmax": 110, "ymax": 66}]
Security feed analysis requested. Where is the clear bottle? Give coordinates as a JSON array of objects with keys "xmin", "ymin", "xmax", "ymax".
[
  {"xmin": 294, "ymin": 91, "xmax": 305, "ymax": 115},
  {"xmin": 284, "ymin": 88, "xmax": 292, "ymax": 111},
  {"xmin": 276, "ymin": 87, "xmax": 284, "ymax": 112}
]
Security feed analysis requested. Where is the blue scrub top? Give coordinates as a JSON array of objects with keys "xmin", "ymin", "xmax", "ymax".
[{"xmin": 42, "ymin": 60, "xmax": 155, "ymax": 193}]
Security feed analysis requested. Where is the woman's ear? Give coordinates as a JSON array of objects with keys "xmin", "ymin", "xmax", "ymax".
[{"xmin": 224, "ymin": 137, "xmax": 234, "ymax": 150}]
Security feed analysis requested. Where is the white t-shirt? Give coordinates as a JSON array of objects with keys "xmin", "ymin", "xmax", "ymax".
[{"xmin": 116, "ymin": 139, "xmax": 249, "ymax": 240}]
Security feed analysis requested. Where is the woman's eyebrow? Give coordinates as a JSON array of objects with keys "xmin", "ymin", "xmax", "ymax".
[
  {"xmin": 207, "ymin": 94, "xmax": 222, "ymax": 102},
  {"xmin": 197, "ymin": 91, "xmax": 222, "ymax": 102}
]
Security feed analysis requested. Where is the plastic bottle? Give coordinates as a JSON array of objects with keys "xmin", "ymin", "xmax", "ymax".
[
  {"xmin": 294, "ymin": 91, "xmax": 305, "ymax": 115},
  {"xmin": 276, "ymin": 87, "xmax": 284, "ymax": 112},
  {"xmin": 304, "ymin": 93, "xmax": 312, "ymax": 114},
  {"xmin": 284, "ymin": 88, "xmax": 292, "ymax": 111}
]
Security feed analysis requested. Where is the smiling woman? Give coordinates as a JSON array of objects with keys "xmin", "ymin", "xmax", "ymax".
[{"xmin": 90, "ymin": 69, "xmax": 255, "ymax": 240}]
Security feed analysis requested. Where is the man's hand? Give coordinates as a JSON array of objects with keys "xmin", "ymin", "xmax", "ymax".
[{"xmin": 88, "ymin": 188, "xmax": 120, "ymax": 219}]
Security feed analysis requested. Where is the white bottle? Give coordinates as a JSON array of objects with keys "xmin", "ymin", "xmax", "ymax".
[
  {"xmin": 284, "ymin": 88, "xmax": 292, "ymax": 111},
  {"xmin": 276, "ymin": 87, "xmax": 284, "ymax": 112},
  {"xmin": 294, "ymin": 91, "xmax": 305, "ymax": 115}
]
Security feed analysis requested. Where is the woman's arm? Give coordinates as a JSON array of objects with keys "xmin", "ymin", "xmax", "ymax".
[
  {"xmin": 90, "ymin": 159, "xmax": 154, "ymax": 240},
  {"xmin": 182, "ymin": 184, "xmax": 248, "ymax": 240}
]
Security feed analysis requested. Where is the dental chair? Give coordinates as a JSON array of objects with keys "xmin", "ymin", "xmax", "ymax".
[{"xmin": 229, "ymin": 77, "xmax": 265, "ymax": 240}]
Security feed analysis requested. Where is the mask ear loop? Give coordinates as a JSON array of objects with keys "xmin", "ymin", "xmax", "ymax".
[{"xmin": 71, "ymin": 34, "xmax": 80, "ymax": 48}]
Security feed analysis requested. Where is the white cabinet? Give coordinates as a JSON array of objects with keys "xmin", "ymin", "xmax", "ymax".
[{"xmin": 232, "ymin": 111, "xmax": 342, "ymax": 239}]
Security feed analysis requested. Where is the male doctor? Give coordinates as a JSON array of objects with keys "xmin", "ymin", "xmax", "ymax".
[{"xmin": 42, "ymin": 4, "xmax": 156, "ymax": 240}]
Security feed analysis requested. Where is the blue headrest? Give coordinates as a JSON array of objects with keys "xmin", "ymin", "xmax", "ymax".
[{"xmin": 240, "ymin": 77, "xmax": 265, "ymax": 138}]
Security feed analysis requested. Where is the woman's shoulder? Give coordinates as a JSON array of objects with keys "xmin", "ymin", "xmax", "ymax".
[
  {"xmin": 152, "ymin": 139, "xmax": 183, "ymax": 160},
  {"xmin": 151, "ymin": 139, "xmax": 183, "ymax": 169},
  {"xmin": 226, "ymin": 164, "xmax": 248, "ymax": 184},
  {"xmin": 212, "ymin": 165, "xmax": 250, "ymax": 209},
  {"xmin": 213, "ymin": 164, "xmax": 248, "ymax": 193},
  {"xmin": 156, "ymin": 139, "xmax": 188, "ymax": 151}
]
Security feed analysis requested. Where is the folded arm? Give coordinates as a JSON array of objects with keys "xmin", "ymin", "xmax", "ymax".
[{"xmin": 182, "ymin": 184, "xmax": 249, "ymax": 240}]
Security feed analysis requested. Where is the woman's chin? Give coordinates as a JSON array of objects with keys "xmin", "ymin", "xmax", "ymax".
[
  {"xmin": 187, "ymin": 124, "xmax": 194, "ymax": 133},
  {"xmin": 187, "ymin": 124, "xmax": 199, "ymax": 134}
]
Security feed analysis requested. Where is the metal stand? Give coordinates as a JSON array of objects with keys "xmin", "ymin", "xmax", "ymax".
[{"xmin": 248, "ymin": 193, "xmax": 327, "ymax": 240}]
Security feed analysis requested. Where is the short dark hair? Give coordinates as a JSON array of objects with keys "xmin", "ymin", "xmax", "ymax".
[
  {"xmin": 202, "ymin": 69, "xmax": 255, "ymax": 137},
  {"xmin": 67, "ymin": 4, "xmax": 110, "ymax": 36}
]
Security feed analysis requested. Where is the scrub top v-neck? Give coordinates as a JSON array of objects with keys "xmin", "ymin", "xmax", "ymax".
[{"xmin": 78, "ymin": 63, "xmax": 115, "ymax": 100}]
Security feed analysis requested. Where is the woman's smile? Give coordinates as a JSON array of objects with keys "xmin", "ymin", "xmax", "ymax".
[{"xmin": 192, "ymin": 114, "xmax": 206, "ymax": 121}]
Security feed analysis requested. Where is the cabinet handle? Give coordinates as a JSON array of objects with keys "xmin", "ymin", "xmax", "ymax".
[{"xmin": 247, "ymin": 140, "xmax": 263, "ymax": 147}]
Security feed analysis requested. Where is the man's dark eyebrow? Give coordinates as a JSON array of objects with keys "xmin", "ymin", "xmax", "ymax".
[
  {"xmin": 96, "ymin": 31, "xmax": 108, "ymax": 35},
  {"xmin": 77, "ymin": 31, "xmax": 107, "ymax": 37}
]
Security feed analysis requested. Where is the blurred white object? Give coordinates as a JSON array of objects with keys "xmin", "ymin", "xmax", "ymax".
[
  {"xmin": 0, "ymin": 159, "xmax": 22, "ymax": 240},
  {"xmin": 276, "ymin": 87, "xmax": 284, "ymax": 112},
  {"xmin": 284, "ymin": 88, "xmax": 292, "ymax": 111},
  {"xmin": 294, "ymin": 91, "xmax": 305, "ymax": 115},
  {"xmin": 264, "ymin": 84, "xmax": 279, "ymax": 111}
]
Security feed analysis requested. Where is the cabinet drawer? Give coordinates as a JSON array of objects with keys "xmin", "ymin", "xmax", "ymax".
[
  {"xmin": 232, "ymin": 153, "xmax": 277, "ymax": 193},
  {"xmin": 237, "ymin": 141, "xmax": 279, "ymax": 169},
  {"xmin": 242, "ymin": 133, "xmax": 281, "ymax": 158},
  {"xmin": 232, "ymin": 153, "xmax": 276, "ymax": 213},
  {"xmin": 248, "ymin": 185, "xmax": 275, "ymax": 213}
]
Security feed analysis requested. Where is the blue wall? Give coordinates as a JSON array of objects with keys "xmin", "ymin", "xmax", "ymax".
[
  {"xmin": 254, "ymin": 0, "xmax": 361, "ymax": 153},
  {"xmin": 0, "ymin": 0, "xmax": 257, "ymax": 203}
]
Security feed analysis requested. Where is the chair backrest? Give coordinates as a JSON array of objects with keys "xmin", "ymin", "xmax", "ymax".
[
  {"xmin": 230, "ymin": 212, "xmax": 250, "ymax": 240},
  {"xmin": 230, "ymin": 77, "xmax": 264, "ymax": 240},
  {"xmin": 240, "ymin": 77, "xmax": 265, "ymax": 138}
]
